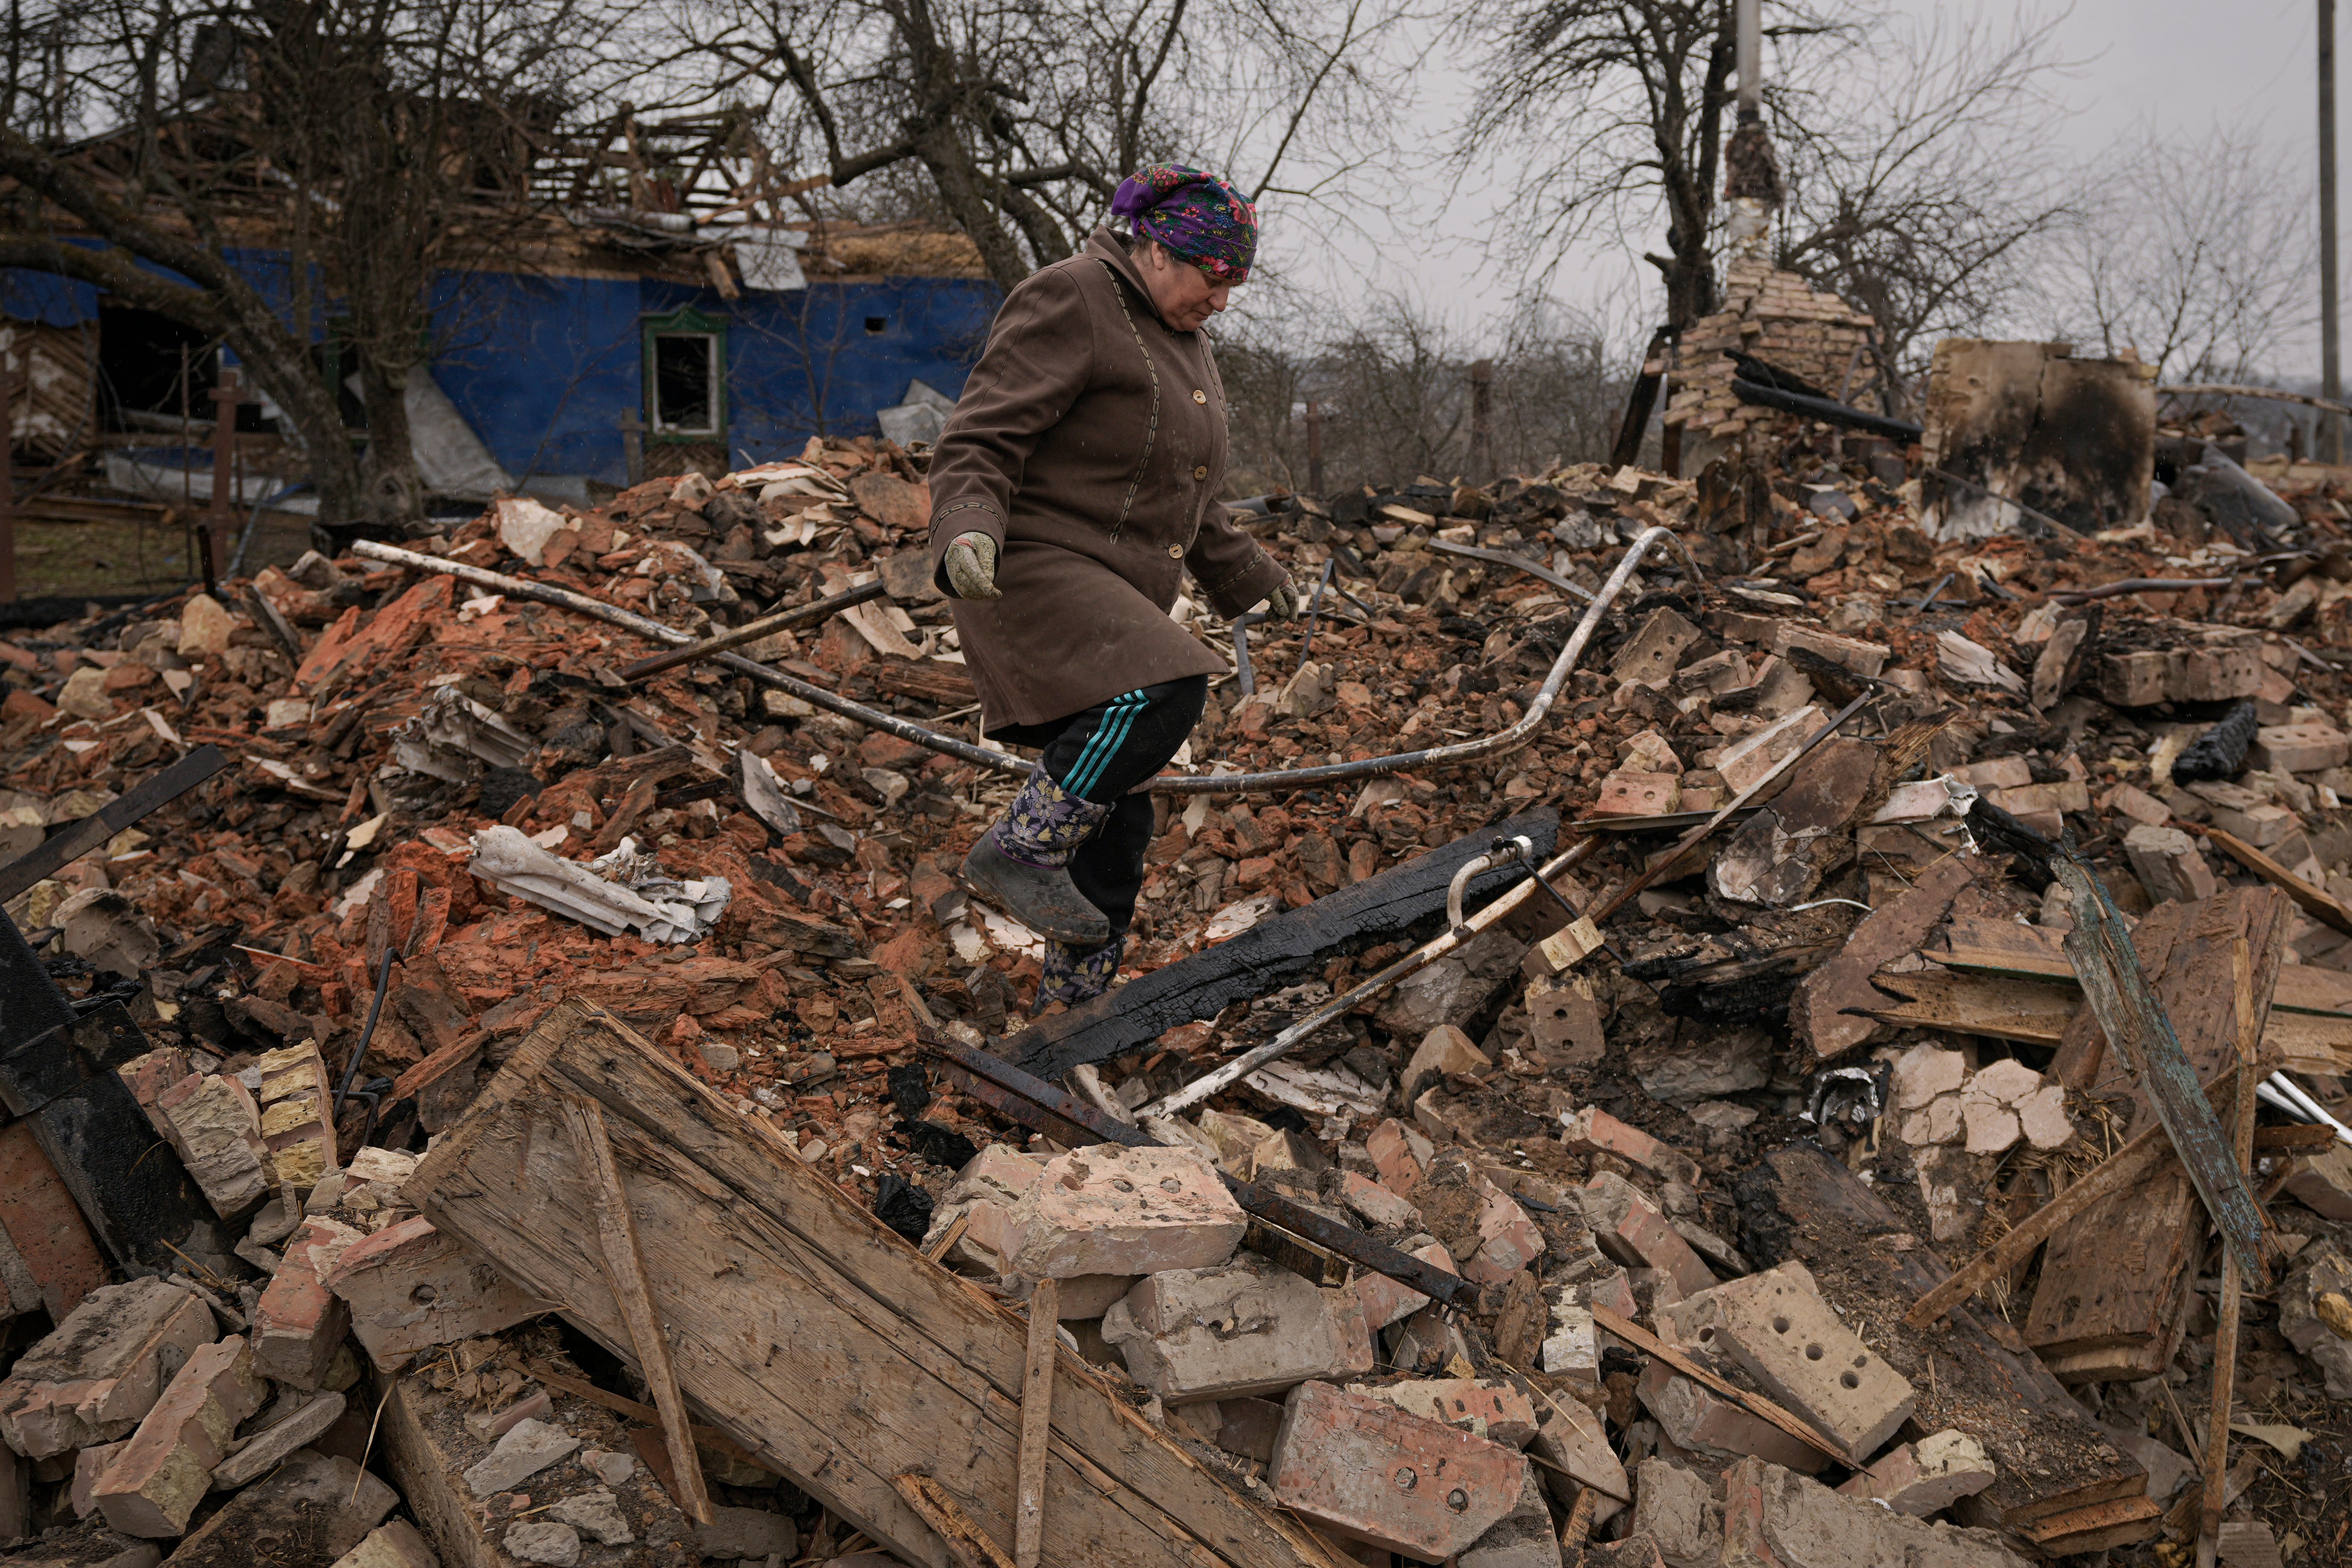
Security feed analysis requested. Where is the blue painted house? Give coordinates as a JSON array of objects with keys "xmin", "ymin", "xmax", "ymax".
[{"xmin": 2, "ymin": 222, "xmax": 1002, "ymax": 506}]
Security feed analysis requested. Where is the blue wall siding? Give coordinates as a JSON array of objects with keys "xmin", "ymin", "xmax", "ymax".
[
  {"xmin": 429, "ymin": 270, "xmax": 645, "ymax": 483},
  {"xmin": 6, "ymin": 252, "xmax": 1002, "ymax": 485}
]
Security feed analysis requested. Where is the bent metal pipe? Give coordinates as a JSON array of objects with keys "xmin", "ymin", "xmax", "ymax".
[{"xmin": 353, "ymin": 525, "xmax": 1671, "ymax": 795}]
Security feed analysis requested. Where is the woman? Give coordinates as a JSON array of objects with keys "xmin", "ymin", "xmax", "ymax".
[{"xmin": 926, "ymin": 164, "xmax": 1297, "ymax": 1011}]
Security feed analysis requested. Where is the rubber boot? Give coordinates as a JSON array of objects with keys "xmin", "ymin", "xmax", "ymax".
[
  {"xmin": 960, "ymin": 763, "xmax": 1112, "ymax": 945},
  {"xmin": 1034, "ymin": 936, "xmax": 1125, "ymax": 1013}
]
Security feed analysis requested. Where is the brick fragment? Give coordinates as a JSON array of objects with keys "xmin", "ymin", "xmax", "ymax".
[
  {"xmin": 1629, "ymin": 1457, "xmax": 1724, "ymax": 1568},
  {"xmin": 1338, "ymin": 1169, "xmax": 1420, "ymax": 1230},
  {"xmin": 1345, "ymin": 1377, "xmax": 1538, "ymax": 1447},
  {"xmin": 2250, "ymin": 722, "xmax": 2349, "ymax": 774},
  {"xmin": 2123, "ymin": 823, "xmax": 2220, "ymax": 904},
  {"xmin": 1356, "ymin": 1240, "xmax": 1454, "ymax": 1330},
  {"xmin": 1835, "ymin": 1429, "xmax": 1997, "ymax": 1515},
  {"xmin": 1663, "ymin": 1262, "xmax": 1914, "ymax": 1462},
  {"xmin": 1529, "ymin": 1397, "xmax": 1628, "ymax": 1523},
  {"xmin": 327, "ymin": 1520, "xmax": 439, "ymax": 1568},
  {"xmin": 253, "ymin": 1039, "xmax": 340, "ymax": 1193},
  {"xmin": 1720, "ymin": 1456, "xmax": 2028, "ymax": 1568},
  {"xmin": 1402, "ymin": 1024, "xmax": 1489, "ymax": 1101},
  {"xmin": 1101, "ymin": 1256, "xmax": 1353, "ymax": 1400},
  {"xmin": 213, "ymin": 1390, "xmax": 349, "ymax": 1490},
  {"xmin": 1002, "ymin": 1144, "xmax": 1245, "ymax": 1279},
  {"xmin": 1269, "ymin": 1379, "xmax": 1532, "ymax": 1561},
  {"xmin": 1635, "ymin": 1358, "xmax": 1831, "ymax": 1474},
  {"xmin": 1580, "ymin": 1172, "xmax": 1715, "ymax": 1297},
  {"xmin": 322, "ymin": 1216, "xmax": 550, "ymax": 1368},
  {"xmin": 1769, "ymin": 625, "xmax": 1888, "ymax": 679},
  {"xmin": 1559, "ymin": 1105, "xmax": 1701, "ymax": 1186},
  {"xmin": 1596, "ymin": 771, "xmax": 1681, "ymax": 816},
  {"xmin": 0, "ymin": 1278, "xmax": 216, "ymax": 1458},
  {"xmin": 1458, "ymin": 1465, "xmax": 1558, "ymax": 1568},
  {"xmin": 1463, "ymin": 1181, "xmax": 1546, "ymax": 1285},
  {"xmin": 1365, "ymin": 1117, "xmax": 1431, "ymax": 1196},
  {"xmin": 151, "ymin": 1071, "xmax": 274, "ymax": 1218},
  {"xmin": 2282, "ymin": 1142, "xmax": 2352, "ymax": 1221},
  {"xmin": 251, "ymin": 1216, "xmax": 363, "ymax": 1389},
  {"xmin": 93, "ymin": 1337, "xmax": 268, "ymax": 1536}
]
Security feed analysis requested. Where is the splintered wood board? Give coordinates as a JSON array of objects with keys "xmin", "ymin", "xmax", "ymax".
[
  {"xmin": 409, "ymin": 999, "xmax": 1336, "ymax": 1568},
  {"xmin": 1938, "ymin": 913, "xmax": 2352, "ymax": 1016},
  {"xmin": 1862, "ymin": 965, "xmax": 2352, "ymax": 1072},
  {"xmin": 2023, "ymin": 890, "xmax": 2287, "ymax": 1373}
]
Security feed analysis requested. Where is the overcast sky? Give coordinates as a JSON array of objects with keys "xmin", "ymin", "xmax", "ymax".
[{"xmin": 1250, "ymin": 0, "xmax": 2335, "ymax": 377}]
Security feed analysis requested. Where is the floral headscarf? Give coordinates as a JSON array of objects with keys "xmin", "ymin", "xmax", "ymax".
[{"xmin": 1110, "ymin": 165, "xmax": 1258, "ymax": 285}]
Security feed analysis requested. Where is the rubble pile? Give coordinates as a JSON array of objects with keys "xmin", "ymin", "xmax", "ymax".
[{"xmin": 4, "ymin": 408, "xmax": 2352, "ymax": 1568}]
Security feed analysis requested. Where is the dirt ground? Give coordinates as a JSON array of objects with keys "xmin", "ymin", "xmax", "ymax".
[{"xmin": 3, "ymin": 510, "xmax": 315, "ymax": 599}]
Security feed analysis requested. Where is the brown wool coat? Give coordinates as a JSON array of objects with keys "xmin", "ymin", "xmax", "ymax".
[{"xmin": 925, "ymin": 229, "xmax": 1286, "ymax": 733}]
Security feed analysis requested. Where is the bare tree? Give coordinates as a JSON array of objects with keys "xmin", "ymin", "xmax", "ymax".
[
  {"xmin": 1217, "ymin": 295, "xmax": 1628, "ymax": 493},
  {"xmin": 1457, "ymin": 0, "xmax": 1835, "ymax": 331},
  {"xmin": 0, "ymin": 0, "xmax": 671, "ymax": 522},
  {"xmin": 1770, "ymin": 10, "xmax": 2079, "ymax": 408},
  {"xmin": 2041, "ymin": 121, "xmax": 2317, "ymax": 384},
  {"xmin": 680, "ymin": 0, "xmax": 1421, "ymax": 291}
]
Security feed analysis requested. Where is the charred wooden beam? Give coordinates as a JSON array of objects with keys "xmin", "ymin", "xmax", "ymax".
[{"xmin": 1006, "ymin": 809, "xmax": 1558, "ymax": 1082}]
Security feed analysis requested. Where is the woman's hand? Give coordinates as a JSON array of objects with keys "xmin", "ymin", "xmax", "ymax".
[
  {"xmin": 1263, "ymin": 578, "xmax": 1301, "ymax": 619},
  {"xmin": 943, "ymin": 532, "xmax": 1002, "ymax": 599}
]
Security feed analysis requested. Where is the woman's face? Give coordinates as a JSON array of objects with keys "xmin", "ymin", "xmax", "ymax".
[{"xmin": 1138, "ymin": 240, "xmax": 1233, "ymax": 332}]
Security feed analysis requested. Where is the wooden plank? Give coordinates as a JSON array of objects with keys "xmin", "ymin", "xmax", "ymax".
[
  {"xmin": 1937, "ymin": 911, "xmax": 2352, "ymax": 1017},
  {"xmin": 1860, "ymin": 965, "xmax": 2352, "ymax": 1069},
  {"xmin": 2207, "ymin": 826, "xmax": 2352, "ymax": 936},
  {"xmin": 2198, "ymin": 939, "xmax": 2262, "ymax": 1559},
  {"xmin": 2026, "ymin": 889, "xmax": 2286, "ymax": 1366},
  {"xmin": 2015, "ymin": 1496, "xmax": 2165, "ymax": 1554},
  {"xmin": 1015, "ymin": 1278, "xmax": 1058, "ymax": 1568},
  {"xmin": 558, "ymin": 1094, "xmax": 713, "ymax": 1526},
  {"xmin": 1742, "ymin": 1143, "xmax": 2146, "ymax": 1527},
  {"xmin": 1010, "ymin": 809, "xmax": 1558, "ymax": 1081},
  {"xmin": 410, "ymin": 999, "xmax": 1330, "ymax": 1568},
  {"xmin": 1859, "ymin": 967, "xmax": 2079, "ymax": 1044}
]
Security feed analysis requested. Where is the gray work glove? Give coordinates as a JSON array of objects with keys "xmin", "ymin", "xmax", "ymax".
[
  {"xmin": 942, "ymin": 530, "xmax": 1002, "ymax": 600},
  {"xmin": 1263, "ymin": 577, "xmax": 1302, "ymax": 619}
]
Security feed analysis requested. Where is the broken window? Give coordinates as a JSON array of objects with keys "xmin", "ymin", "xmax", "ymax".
[
  {"xmin": 650, "ymin": 333, "xmax": 717, "ymax": 434},
  {"xmin": 643, "ymin": 308, "xmax": 727, "ymax": 440}
]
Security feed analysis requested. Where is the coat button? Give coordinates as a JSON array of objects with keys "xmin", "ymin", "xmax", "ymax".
[
  {"xmin": 1193, "ymin": 465, "xmax": 1208, "ymax": 480},
  {"xmin": 1193, "ymin": 389, "xmax": 1207, "ymax": 403},
  {"xmin": 1167, "ymin": 544, "xmax": 1183, "ymax": 558}
]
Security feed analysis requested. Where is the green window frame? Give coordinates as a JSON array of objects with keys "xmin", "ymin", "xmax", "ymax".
[{"xmin": 642, "ymin": 307, "xmax": 727, "ymax": 442}]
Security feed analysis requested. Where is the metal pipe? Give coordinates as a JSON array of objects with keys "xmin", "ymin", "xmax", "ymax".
[
  {"xmin": 1736, "ymin": 0, "xmax": 1764, "ymax": 118},
  {"xmin": 1447, "ymin": 836, "xmax": 1531, "ymax": 930},
  {"xmin": 2262, "ymin": 1070, "xmax": 2352, "ymax": 1144},
  {"xmin": 1427, "ymin": 537, "xmax": 1596, "ymax": 601},
  {"xmin": 1153, "ymin": 525, "xmax": 1675, "ymax": 794},
  {"xmin": 355, "ymin": 524, "xmax": 1666, "ymax": 797},
  {"xmin": 1139, "ymin": 836, "xmax": 1601, "ymax": 1119}
]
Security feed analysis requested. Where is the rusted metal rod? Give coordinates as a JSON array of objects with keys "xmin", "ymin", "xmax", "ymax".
[{"xmin": 619, "ymin": 578, "xmax": 889, "ymax": 681}]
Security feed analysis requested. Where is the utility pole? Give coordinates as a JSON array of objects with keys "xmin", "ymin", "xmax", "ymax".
[
  {"xmin": 2324, "ymin": 0, "xmax": 2343, "ymax": 462},
  {"xmin": 1304, "ymin": 399, "xmax": 1324, "ymax": 496}
]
